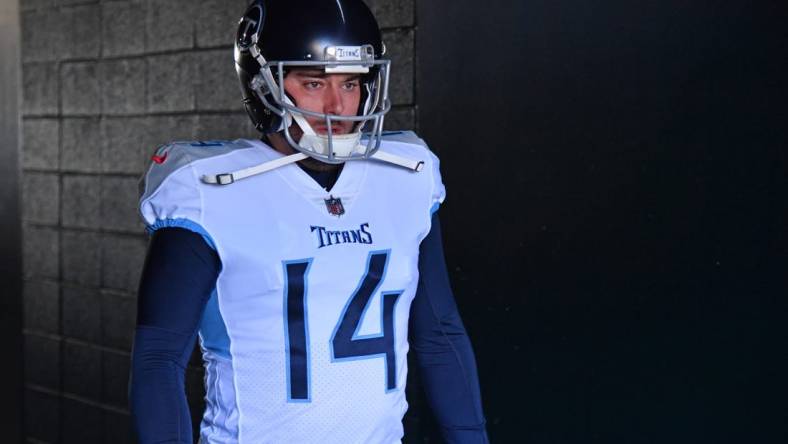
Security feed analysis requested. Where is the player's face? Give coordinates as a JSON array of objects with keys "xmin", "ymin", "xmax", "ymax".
[{"xmin": 283, "ymin": 70, "xmax": 362, "ymax": 135}]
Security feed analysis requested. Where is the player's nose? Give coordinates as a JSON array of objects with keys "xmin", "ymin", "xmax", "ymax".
[{"xmin": 323, "ymin": 84, "xmax": 344, "ymax": 116}]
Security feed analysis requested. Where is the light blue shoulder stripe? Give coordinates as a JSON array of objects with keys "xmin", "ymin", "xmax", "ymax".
[
  {"xmin": 430, "ymin": 201, "xmax": 441, "ymax": 216},
  {"xmin": 146, "ymin": 217, "xmax": 217, "ymax": 251}
]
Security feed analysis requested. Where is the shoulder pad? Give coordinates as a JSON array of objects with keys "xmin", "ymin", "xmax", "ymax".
[
  {"xmin": 142, "ymin": 139, "xmax": 255, "ymax": 199},
  {"xmin": 151, "ymin": 139, "xmax": 255, "ymax": 168},
  {"xmin": 376, "ymin": 131, "xmax": 428, "ymax": 148}
]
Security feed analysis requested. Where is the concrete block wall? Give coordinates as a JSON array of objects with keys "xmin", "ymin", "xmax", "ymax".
[{"xmin": 19, "ymin": 0, "xmax": 418, "ymax": 442}]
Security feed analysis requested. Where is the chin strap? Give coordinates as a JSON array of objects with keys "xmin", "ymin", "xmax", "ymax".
[
  {"xmin": 200, "ymin": 150, "xmax": 423, "ymax": 186},
  {"xmin": 370, "ymin": 150, "xmax": 424, "ymax": 172},
  {"xmin": 201, "ymin": 152, "xmax": 308, "ymax": 185}
]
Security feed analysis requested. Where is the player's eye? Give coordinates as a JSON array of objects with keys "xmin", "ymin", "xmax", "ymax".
[
  {"xmin": 303, "ymin": 80, "xmax": 323, "ymax": 90},
  {"xmin": 342, "ymin": 80, "xmax": 360, "ymax": 91}
]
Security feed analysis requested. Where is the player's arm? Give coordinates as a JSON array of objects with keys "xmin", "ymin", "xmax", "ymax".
[
  {"xmin": 410, "ymin": 212, "xmax": 489, "ymax": 443},
  {"xmin": 130, "ymin": 227, "xmax": 220, "ymax": 444}
]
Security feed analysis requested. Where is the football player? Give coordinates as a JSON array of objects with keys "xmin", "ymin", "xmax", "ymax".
[{"xmin": 130, "ymin": 0, "xmax": 488, "ymax": 443}]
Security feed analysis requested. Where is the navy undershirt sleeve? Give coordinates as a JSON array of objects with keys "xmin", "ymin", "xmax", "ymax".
[
  {"xmin": 131, "ymin": 227, "xmax": 220, "ymax": 444},
  {"xmin": 410, "ymin": 213, "xmax": 489, "ymax": 443}
]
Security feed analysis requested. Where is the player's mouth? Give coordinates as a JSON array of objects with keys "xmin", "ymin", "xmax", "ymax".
[{"xmin": 313, "ymin": 124, "xmax": 350, "ymax": 135}]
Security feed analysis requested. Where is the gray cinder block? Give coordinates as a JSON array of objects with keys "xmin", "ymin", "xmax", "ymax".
[
  {"xmin": 142, "ymin": 114, "xmax": 198, "ymax": 159},
  {"xmin": 196, "ymin": 0, "xmax": 249, "ymax": 48},
  {"xmin": 101, "ymin": 176, "xmax": 144, "ymax": 233},
  {"xmin": 100, "ymin": 58, "xmax": 147, "ymax": 116},
  {"xmin": 21, "ymin": 11, "xmax": 44, "ymax": 62},
  {"xmin": 103, "ymin": 410, "xmax": 134, "ymax": 444},
  {"xmin": 196, "ymin": 113, "xmax": 258, "ymax": 141},
  {"xmin": 101, "ymin": 116, "xmax": 150, "ymax": 174},
  {"xmin": 61, "ymin": 398, "xmax": 102, "ymax": 443},
  {"xmin": 70, "ymin": 4, "xmax": 101, "ymax": 59},
  {"xmin": 61, "ymin": 61, "xmax": 101, "ymax": 116},
  {"xmin": 24, "ymin": 334, "xmax": 61, "ymax": 389},
  {"xmin": 23, "ymin": 225, "xmax": 59, "ymax": 279},
  {"xmin": 21, "ymin": 0, "xmax": 56, "ymax": 12},
  {"xmin": 100, "ymin": 234, "xmax": 147, "ymax": 292},
  {"xmin": 22, "ymin": 118, "xmax": 59, "ymax": 170},
  {"xmin": 382, "ymin": 29, "xmax": 414, "ymax": 106},
  {"xmin": 62, "ymin": 285, "xmax": 101, "ymax": 342},
  {"xmin": 100, "ymin": 289, "xmax": 138, "ymax": 349},
  {"xmin": 22, "ymin": 172, "xmax": 60, "ymax": 225},
  {"xmin": 62, "ymin": 230, "xmax": 101, "ymax": 287},
  {"xmin": 63, "ymin": 340, "xmax": 102, "ymax": 400},
  {"xmin": 57, "ymin": 0, "xmax": 99, "ymax": 6},
  {"xmin": 147, "ymin": 53, "xmax": 195, "ymax": 112},
  {"xmin": 102, "ymin": 351, "xmax": 131, "ymax": 407},
  {"xmin": 102, "ymin": 1, "xmax": 146, "ymax": 57},
  {"xmin": 62, "ymin": 117, "xmax": 101, "ymax": 172},
  {"xmin": 195, "ymin": 49, "xmax": 240, "ymax": 112},
  {"xmin": 22, "ymin": 9, "xmax": 67, "ymax": 62},
  {"xmin": 62, "ymin": 175, "xmax": 101, "ymax": 229},
  {"xmin": 22, "ymin": 62, "xmax": 58, "ymax": 116},
  {"xmin": 364, "ymin": 0, "xmax": 414, "ymax": 29},
  {"xmin": 146, "ymin": 0, "xmax": 195, "ymax": 52},
  {"xmin": 23, "ymin": 280, "xmax": 60, "ymax": 334},
  {"xmin": 384, "ymin": 106, "xmax": 416, "ymax": 131}
]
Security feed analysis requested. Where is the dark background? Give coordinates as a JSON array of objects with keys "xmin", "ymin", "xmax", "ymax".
[{"xmin": 414, "ymin": 1, "xmax": 786, "ymax": 443}]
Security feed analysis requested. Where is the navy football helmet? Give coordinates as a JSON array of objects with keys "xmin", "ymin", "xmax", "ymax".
[{"xmin": 234, "ymin": 0, "xmax": 391, "ymax": 164}]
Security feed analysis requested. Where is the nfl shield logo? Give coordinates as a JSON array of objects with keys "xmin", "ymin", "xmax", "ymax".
[{"xmin": 324, "ymin": 196, "xmax": 345, "ymax": 216}]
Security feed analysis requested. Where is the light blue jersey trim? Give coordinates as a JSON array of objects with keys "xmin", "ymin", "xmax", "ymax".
[
  {"xmin": 430, "ymin": 201, "xmax": 441, "ymax": 216},
  {"xmin": 146, "ymin": 218, "xmax": 217, "ymax": 251},
  {"xmin": 199, "ymin": 289, "xmax": 231, "ymax": 360}
]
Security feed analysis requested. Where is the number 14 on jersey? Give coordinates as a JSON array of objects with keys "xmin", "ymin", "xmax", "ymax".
[{"xmin": 283, "ymin": 250, "xmax": 402, "ymax": 402}]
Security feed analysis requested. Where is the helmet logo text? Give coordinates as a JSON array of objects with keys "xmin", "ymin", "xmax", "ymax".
[
  {"xmin": 325, "ymin": 45, "xmax": 374, "ymax": 62},
  {"xmin": 337, "ymin": 47, "xmax": 360, "ymax": 59}
]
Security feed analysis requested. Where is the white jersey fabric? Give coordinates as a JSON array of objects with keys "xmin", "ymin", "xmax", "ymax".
[{"xmin": 139, "ymin": 133, "xmax": 445, "ymax": 444}]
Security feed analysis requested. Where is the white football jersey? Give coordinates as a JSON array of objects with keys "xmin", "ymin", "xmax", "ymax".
[{"xmin": 139, "ymin": 133, "xmax": 445, "ymax": 444}]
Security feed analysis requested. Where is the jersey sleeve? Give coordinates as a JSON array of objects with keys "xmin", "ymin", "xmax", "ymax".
[
  {"xmin": 139, "ymin": 144, "xmax": 214, "ymax": 246},
  {"xmin": 428, "ymin": 150, "xmax": 446, "ymax": 215},
  {"xmin": 377, "ymin": 130, "xmax": 446, "ymax": 215}
]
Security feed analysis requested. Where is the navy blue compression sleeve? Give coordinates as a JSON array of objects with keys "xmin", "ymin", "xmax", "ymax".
[
  {"xmin": 131, "ymin": 227, "xmax": 220, "ymax": 444},
  {"xmin": 410, "ymin": 213, "xmax": 489, "ymax": 443}
]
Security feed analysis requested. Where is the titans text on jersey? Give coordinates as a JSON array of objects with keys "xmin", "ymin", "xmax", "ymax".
[{"xmin": 310, "ymin": 223, "xmax": 373, "ymax": 248}]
